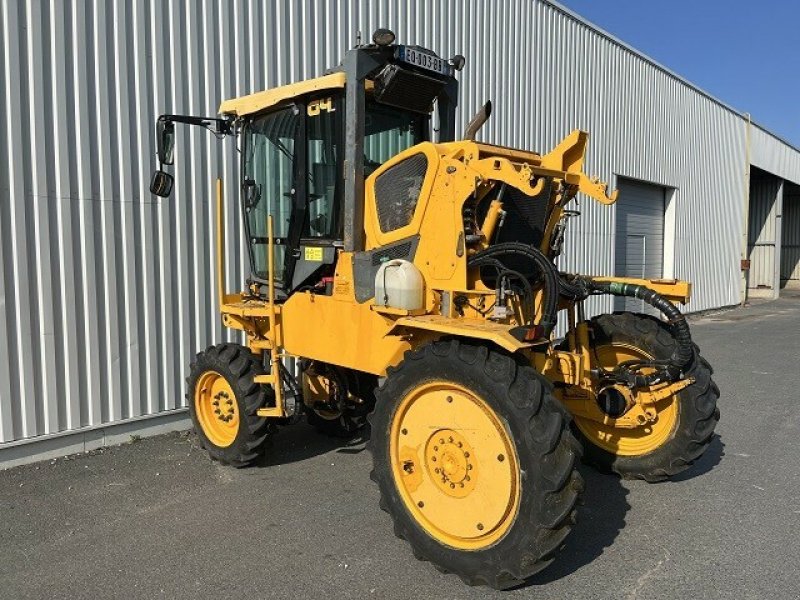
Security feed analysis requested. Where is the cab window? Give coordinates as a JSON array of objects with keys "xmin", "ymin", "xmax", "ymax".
[{"xmin": 364, "ymin": 101, "xmax": 428, "ymax": 176}]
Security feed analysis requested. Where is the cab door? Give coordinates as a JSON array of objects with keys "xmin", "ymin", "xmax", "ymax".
[{"xmin": 242, "ymin": 105, "xmax": 303, "ymax": 289}]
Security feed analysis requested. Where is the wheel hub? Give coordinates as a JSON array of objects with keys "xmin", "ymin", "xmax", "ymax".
[
  {"xmin": 194, "ymin": 371, "xmax": 239, "ymax": 448},
  {"xmin": 390, "ymin": 383, "xmax": 520, "ymax": 550},
  {"xmin": 576, "ymin": 343, "xmax": 679, "ymax": 456},
  {"xmin": 213, "ymin": 390, "xmax": 236, "ymax": 422},
  {"xmin": 425, "ymin": 430, "xmax": 476, "ymax": 498}
]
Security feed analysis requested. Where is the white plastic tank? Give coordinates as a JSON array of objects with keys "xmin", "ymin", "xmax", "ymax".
[{"xmin": 375, "ymin": 259, "xmax": 424, "ymax": 310}]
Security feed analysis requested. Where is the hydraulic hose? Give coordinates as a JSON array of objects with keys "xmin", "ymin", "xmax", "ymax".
[
  {"xmin": 585, "ymin": 280, "xmax": 694, "ymax": 386},
  {"xmin": 468, "ymin": 242, "xmax": 559, "ymax": 337}
]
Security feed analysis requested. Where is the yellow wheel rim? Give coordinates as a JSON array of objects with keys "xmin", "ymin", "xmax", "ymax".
[
  {"xmin": 575, "ymin": 343, "xmax": 679, "ymax": 456},
  {"xmin": 389, "ymin": 382, "xmax": 520, "ymax": 550},
  {"xmin": 194, "ymin": 371, "xmax": 239, "ymax": 448}
]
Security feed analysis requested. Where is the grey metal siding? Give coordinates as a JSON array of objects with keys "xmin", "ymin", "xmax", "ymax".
[
  {"xmin": 747, "ymin": 172, "xmax": 783, "ymax": 292},
  {"xmin": 750, "ymin": 124, "xmax": 800, "ymax": 186},
  {"xmin": 0, "ymin": 0, "xmax": 796, "ymax": 453},
  {"xmin": 781, "ymin": 186, "xmax": 800, "ymax": 283}
]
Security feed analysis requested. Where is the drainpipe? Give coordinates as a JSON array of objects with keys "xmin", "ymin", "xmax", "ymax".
[{"xmin": 741, "ymin": 113, "xmax": 752, "ymax": 307}]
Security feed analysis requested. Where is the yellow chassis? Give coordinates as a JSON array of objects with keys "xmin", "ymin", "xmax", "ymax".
[{"xmin": 211, "ymin": 128, "xmax": 693, "ymax": 428}]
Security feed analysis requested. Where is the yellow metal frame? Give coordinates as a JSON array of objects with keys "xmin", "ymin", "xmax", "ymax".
[{"xmin": 209, "ymin": 110, "xmax": 692, "ymax": 454}]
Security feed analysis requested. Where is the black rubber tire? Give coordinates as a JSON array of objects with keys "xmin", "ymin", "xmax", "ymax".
[
  {"xmin": 187, "ymin": 343, "xmax": 273, "ymax": 467},
  {"xmin": 369, "ymin": 340, "xmax": 583, "ymax": 589},
  {"xmin": 577, "ymin": 312, "xmax": 720, "ymax": 481}
]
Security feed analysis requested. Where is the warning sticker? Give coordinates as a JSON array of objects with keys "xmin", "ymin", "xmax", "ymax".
[{"xmin": 304, "ymin": 247, "xmax": 323, "ymax": 262}]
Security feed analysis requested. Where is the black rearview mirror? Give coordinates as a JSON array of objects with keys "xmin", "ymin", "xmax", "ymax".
[
  {"xmin": 242, "ymin": 179, "xmax": 261, "ymax": 210},
  {"xmin": 156, "ymin": 119, "xmax": 175, "ymax": 165},
  {"xmin": 149, "ymin": 169, "xmax": 174, "ymax": 197}
]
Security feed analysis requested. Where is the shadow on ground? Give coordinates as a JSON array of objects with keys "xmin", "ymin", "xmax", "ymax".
[
  {"xmin": 221, "ymin": 417, "xmax": 725, "ymax": 588},
  {"xmin": 528, "ymin": 433, "xmax": 724, "ymax": 586},
  {"xmin": 251, "ymin": 422, "xmax": 370, "ymax": 468}
]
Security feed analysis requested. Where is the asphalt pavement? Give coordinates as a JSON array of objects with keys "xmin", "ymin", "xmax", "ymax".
[{"xmin": 2, "ymin": 292, "xmax": 800, "ymax": 600}]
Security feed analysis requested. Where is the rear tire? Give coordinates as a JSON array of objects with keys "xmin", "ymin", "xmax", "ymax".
[
  {"xmin": 187, "ymin": 344, "xmax": 273, "ymax": 467},
  {"xmin": 304, "ymin": 364, "xmax": 377, "ymax": 438},
  {"xmin": 369, "ymin": 340, "xmax": 583, "ymax": 589},
  {"xmin": 577, "ymin": 313, "xmax": 720, "ymax": 481}
]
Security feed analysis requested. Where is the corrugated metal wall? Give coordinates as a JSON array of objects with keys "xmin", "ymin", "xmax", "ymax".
[
  {"xmin": 747, "ymin": 171, "xmax": 783, "ymax": 293},
  {"xmin": 781, "ymin": 184, "xmax": 800, "ymax": 284},
  {"xmin": 750, "ymin": 124, "xmax": 800, "ymax": 187},
  {"xmin": 0, "ymin": 0, "xmax": 795, "ymax": 451}
]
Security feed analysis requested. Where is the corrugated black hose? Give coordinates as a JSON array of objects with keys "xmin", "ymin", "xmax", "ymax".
[
  {"xmin": 582, "ymin": 279, "xmax": 695, "ymax": 386},
  {"xmin": 468, "ymin": 242, "xmax": 559, "ymax": 337}
]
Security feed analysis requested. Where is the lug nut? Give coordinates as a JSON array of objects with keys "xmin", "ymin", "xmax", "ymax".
[
  {"xmin": 497, "ymin": 454, "xmax": 505, "ymax": 462},
  {"xmin": 477, "ymin": 523, "xmax": 484, "ymax": 531},
  {"xmin": 417, "ymin": 501, "xmax": 425, "ymax": 508}
]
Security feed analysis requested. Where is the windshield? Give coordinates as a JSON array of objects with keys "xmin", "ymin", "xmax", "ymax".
[{"xmin": 242, "ymin": 106, "xmax": 300, "ymax": 282}]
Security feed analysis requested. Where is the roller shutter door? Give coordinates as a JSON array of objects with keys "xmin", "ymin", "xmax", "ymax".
[{"xmin": 615, "ymin": 179, "xmax": 666, "ymax": 313}]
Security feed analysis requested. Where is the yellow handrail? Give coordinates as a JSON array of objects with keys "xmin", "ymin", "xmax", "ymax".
[
  {"xmin": 216, "ymin": 178, "xmax": 226, "ymax": 307},
  {"xmin": 267, "ymin": 215, "xmax": 284, "ymax": 414}
]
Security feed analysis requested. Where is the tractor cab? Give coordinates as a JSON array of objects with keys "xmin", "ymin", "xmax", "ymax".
[
  {"xmin": 151, "ymin": 29, "xmax": 463, "ymax": 297},
  {"xmin": 234, "ymin": 78, "xmax": 431, "ymax": 294}
]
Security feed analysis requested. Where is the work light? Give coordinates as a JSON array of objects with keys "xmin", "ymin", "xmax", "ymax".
[{"xmin": 372, "ymin": 28, "xmax": 396, "ymax": 46}]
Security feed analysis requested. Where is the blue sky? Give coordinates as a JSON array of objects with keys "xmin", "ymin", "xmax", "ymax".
[{"xmin": 557, "ymin": 0, "xmax": 800, "ymax": 147}]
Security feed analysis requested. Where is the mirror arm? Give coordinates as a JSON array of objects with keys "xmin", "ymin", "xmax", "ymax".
[{"xmin": 158, "ymin": 113, "xmax": 233, "ymax": 136}]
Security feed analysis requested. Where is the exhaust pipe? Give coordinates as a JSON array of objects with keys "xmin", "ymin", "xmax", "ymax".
[{"xmin": 464, "ymin": 100, "xmax": 492, "ymax": 141}]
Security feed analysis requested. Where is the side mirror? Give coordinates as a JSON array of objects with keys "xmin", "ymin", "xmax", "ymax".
[
  {"xmin": 149, "ymin": 170, "xmax": 174, "ymax": 197},
  {"xmin": 156, "ymin": 119, "xmax": 175, "ymax": 165}
]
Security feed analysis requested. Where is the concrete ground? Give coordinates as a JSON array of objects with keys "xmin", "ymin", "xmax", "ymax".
[{"xmin": 2, "ymin": 293, "xmax": 800, "ymax": 600}]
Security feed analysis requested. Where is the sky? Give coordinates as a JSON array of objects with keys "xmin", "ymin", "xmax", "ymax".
[{"xmin": 557, "ymin": 0, "xmax": 800, "ymax": 147}]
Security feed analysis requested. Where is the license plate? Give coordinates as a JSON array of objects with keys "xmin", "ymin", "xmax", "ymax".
[{"xmin": 396, "ymin": 46, "xmax": 451, "ymax": 76}]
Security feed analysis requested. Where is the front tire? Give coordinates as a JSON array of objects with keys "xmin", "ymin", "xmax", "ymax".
[
  {"xmin": 187, "ymin": 343, "xmax": 273, "ymax": 467},
  {"xmin": 576, "ymin": 313, "xmax": 720, "ymax": 481},
  {"xmin": 369, "ymin": 340, "xmax": 583, "ymax": 589}
]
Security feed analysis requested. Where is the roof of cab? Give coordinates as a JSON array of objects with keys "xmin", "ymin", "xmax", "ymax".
[{"xmin": 218, "ymin": 72, "xmax": 346, "ymax": 118}]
